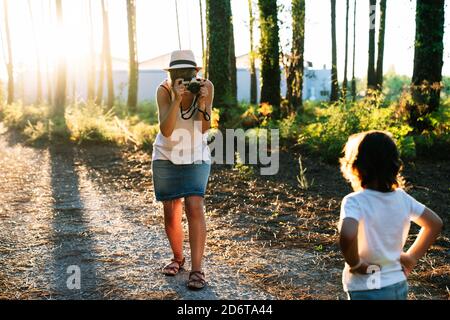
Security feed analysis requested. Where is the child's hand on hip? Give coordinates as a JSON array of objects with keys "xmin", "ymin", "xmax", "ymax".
[
  {"xmin": 350, "ymin": 259, "xmax": 380, "ymax": 275},
  {"xmin": 400, "ymin": 252, "xmax": 418, "ymax": 277}
]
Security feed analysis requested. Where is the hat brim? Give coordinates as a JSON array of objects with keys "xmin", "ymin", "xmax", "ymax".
[{"xmin": 164, "ymin": 65, "xmax": 202, "ymax": 71}]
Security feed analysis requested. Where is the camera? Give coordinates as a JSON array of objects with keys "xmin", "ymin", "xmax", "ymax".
[{"xmin": 182, "ymin": 78, "xmax": 203, "ymax": 95}]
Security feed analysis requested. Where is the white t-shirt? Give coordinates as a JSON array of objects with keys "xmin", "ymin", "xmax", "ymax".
[{"xmin": 338, "ymin": 188, "xmax": 426, "ymax": 292}]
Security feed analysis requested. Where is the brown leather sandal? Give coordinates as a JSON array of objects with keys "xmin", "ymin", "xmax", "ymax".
[
  {"xmin": 187, "ymin": 271, "xmax": 207, "ymax": 290},
  {"xmin": 162, "ymin": 257, "xmax": 185, "ymax": 276}
]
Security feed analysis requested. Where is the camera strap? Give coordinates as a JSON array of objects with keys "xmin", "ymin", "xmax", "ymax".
[{"xmin": 180, "ymin": 95, "xmax": 210, "ymax": 121}]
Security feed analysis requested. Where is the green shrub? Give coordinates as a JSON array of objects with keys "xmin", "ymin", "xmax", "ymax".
[{"xmin": 298, "ymin": 91, "xmax": 417, "ymax": 162}]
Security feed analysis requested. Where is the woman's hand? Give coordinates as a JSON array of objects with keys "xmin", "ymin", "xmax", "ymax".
[
  {"xmin": 171, "ymin": 78, "xmax": 187, "ymax": 102},
  {"xmin": 197, "ymin": 82, "xmax": 209, "ymax": 110},
  {"xmin": 400, "ymin": 252, "xmax": 418, "ymax": 277}
]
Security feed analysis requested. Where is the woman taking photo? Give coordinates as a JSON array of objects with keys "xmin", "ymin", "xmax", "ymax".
[{"xmin": 151, "ymin": 50, "xmax": 213, "ymax": 290}]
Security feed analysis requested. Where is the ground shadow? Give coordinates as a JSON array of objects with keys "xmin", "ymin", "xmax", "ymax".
[{"xmin": 48, "ymin": 140, "xmax": 102, "ymax": 299}]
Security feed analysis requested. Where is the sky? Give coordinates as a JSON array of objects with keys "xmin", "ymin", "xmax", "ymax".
[{"xmin": 0, "ymin": 0, "xmax": 449, "ymax": 82}]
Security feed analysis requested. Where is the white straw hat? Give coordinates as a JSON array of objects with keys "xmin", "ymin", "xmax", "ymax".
[{"xmin": 164, "ymin": 50, "xmax": 202, "ymax": 71}]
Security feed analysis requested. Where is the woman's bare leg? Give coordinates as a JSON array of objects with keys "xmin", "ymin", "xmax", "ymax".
[
  {"xmin": 163, "ymin": 199, "xmax": 184, "ymax": 262},
  {"xmin": 184, "ymin": 196, "xmax": 206, "ymax": 272}
]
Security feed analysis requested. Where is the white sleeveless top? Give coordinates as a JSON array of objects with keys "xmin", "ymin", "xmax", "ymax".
[{"xmin": 152, "ymin": 81, "xmax": 211, "ymax": 164}]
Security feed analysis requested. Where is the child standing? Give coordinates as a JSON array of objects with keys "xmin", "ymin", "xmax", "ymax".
[{"xmin": 338, "ymin": 131, "xmax": 443, "ymax": 300}]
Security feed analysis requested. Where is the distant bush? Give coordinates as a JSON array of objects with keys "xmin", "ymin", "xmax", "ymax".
[{"xmin": 0, "ymin": 101, "xmax": 159, "ymax": 148}]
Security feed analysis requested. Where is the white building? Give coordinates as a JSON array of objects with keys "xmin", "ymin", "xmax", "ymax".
[{"xmin": 12, "ymin": 53, "xmax": 331, "ymax": 105}]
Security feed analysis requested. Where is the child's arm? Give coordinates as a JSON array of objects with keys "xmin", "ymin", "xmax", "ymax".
[
  {"xmin": 339, "ymin": 218, "xmax": 372, "ymax": 274},
  {"xmin": 401, "ymin": 207, "xmax": 443, "ymax": 276}
]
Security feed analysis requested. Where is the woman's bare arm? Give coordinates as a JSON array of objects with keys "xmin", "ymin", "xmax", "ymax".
[{"xmin": 157, "ymin": 79, "xmax": 185, "ymax": 138}]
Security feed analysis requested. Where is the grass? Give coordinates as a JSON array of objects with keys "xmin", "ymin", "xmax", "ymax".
[{"xmin": 0, "ymin": 100, "xmax": 160, "ymax": 149}]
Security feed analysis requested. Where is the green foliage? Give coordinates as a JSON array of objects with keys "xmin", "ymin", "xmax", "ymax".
[
  {"xmin": 383, "ymin": 72, "xmax": 410, "ymax": 102},
  {"xmin": 0, "ymin": 101, "xmax": 159, "ymax": 148},
  {"xmin": 298, "ymin": 92, "xmax": 418, "ymax": 162}
]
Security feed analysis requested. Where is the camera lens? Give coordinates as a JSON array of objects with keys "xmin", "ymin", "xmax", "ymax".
[{"xmin": 187, "ymin": 82, "xmax": 201, "ymax": 95}]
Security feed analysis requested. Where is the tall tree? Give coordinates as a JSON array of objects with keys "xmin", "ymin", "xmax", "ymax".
[
  {"xmin": 286, "ymin": 0, "xmax": 305, "ymax": 111},
  {"xmin": 351, "ymin": 0, "xmax": 357, "ymax": 101},
  {"xmin": 28, "ymin": 0, "xmax": 43, "ymax": 104},
  {"xmin": 409, "ymin": 0, "xmax": 445, "ymax": 132},
  {"xmin": 87, "ymin": 0, "xmax": 96, "ymax": 102},
  {"xmin": 248, "ymin": 0, "xmax": 257, "ymax": 104},
  {"xmin": 101, "ymin": 0, "xmax": 114, "ymax": 108},
  {"xmin": 206, "ymin": 0, "xmax": 236, "ymax": 115},
  {"xmin": 367, "ymin": 0, "xmax": 377, "ymax": 90},
  {"xmin": 258, "ymin": 0, "xmax": 281, "ymax": 117},
  {"xmin": 3, "ymin": 0, "xmax": 14, "ymax": 105},
  {"xmin": 44, "ymin": 0, "xmax": 53, "ymax": 105},
  {"xmin": 230, "ymin": 19, "xmax": 237, "ymax": 105},
  {"xmin": 330, "ymin": 0, "xmax": 339, "ymax": 102},
  {"xmin": 375, "ymin": 0, "xmax": 387, "ymax": 89},
  {"xmin": 126, "ymin": 0, "xmax": 138, "ymax": 111},
  {"xmin": 53, "ymin": 0, "xmax": 67, "ymax": 116},
  {"xmin": 342, "ymin": 0, "xmax": 349, "ymax": 101},
  {"xmin": 199, "ymin": 0, "xmax": 207, "ymax": 78}
]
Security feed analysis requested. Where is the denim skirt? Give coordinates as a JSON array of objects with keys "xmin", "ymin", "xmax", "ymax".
[
  {"xmin": 347, "ymin": 280, "xmax": 408, "ymax": 300},
  {"xmin": 151, "ymin": 160, "xmax": 211, "ymax": 201}
]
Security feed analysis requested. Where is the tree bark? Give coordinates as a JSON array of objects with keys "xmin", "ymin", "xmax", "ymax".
[
  {"xmin": 101, "ymin": 0, "xmax": 115, "ymax": 109},
  {"xmin": 87, "ymin": 0, "xmax": 96, "ymax": 102},
  {"xmin": 330, "ymin": 0, "xmax": 339, "ymax": 102},
  {"xmin": 367, "ymin": 0, "xmax": 377, "ymax": 91},
  {"xmin": 127, "ymin": 0, "xmax": 138, "ymax": 111},
  {"xmin": 248, "ymin": 0, "xmax": 257, "ymax": 104},
  {"xmin": 375, "ymin": 0, "xmax": 387, "ymax": 90},
  {"xmin": 258, "ymin": 0, "xmax": 281, "ymax": 117},
  {"xmin": 351, "ymin": 0, "xmax": 357, "ymax": 101},
  {"xmin": 409, "ymin": 0, "xmax": 445, "ymax": 132},
  {"xmin": 3, "ymin": 0, "xmax": 14, "ymax": 105},
  {"xmin": 342, "ymin": 0, "xmax": 349, "ymax": 101},
  {"xmin": 53, "ymin": 0, "xmax": 67, "ymax": 116},
  {"xmin": 286, "ymin": 0, "xmax": 305, "ymax": 111},
  {"xmin": 206, "ymin": 0, "xmax": 235, "ymax": 116}
]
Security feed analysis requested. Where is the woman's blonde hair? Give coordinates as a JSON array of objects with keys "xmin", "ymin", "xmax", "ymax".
[{"xmin": 340, "ymin": 130, "xmax": 404, "ymax": 192}]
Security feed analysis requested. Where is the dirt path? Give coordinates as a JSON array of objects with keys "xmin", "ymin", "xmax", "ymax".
[
  {"xmin": 0, "ymin": 123, "xmax": 273, "ymax": 300},
  {"xmin": 1, "ymin": 123, "xmax": 447, "ymax": 300}
]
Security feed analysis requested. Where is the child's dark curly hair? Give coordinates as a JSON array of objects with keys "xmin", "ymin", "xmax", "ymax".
[{"xmin": 340, "ymin": 131, "xmax": 404, "ymax": 192}]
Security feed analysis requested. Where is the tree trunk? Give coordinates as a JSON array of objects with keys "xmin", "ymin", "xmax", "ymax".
[
  {"xmin": 330, "ymin": 0, "xmax": 339, "ymax": 102},
  {"xmin": 101, "ymin": 0, "xmax": 115, "ymax": 109},
  {"xmin": 53, "ymin": 0, "xmax": 67, "ymax": 116},
  {"xmin": 87, "ymin": 0, "xmax": 96, "ymax": 102},
  {"xmin": 342, "ymin": 0, "xmax": 349, "ymax": 101},
  {"xmin": 409, "ymin": 0, "xmax": 445, "ymax": 132},
  {"xmin": 28, "ymin": 0, "xmax": 43, "ymax": 105},
  {"xmin": 199, "ymin": 0, "xmax": 207, "ymax": 77},
  {"xmin": 127, "ymin": 0, "xmax": 138, "ymax": 111},
  {"xmin": 258, "ymin": 0, "xmax": 281, "ymax": 117},
  {"xmin": 351, "ymin": 0, "xmax": 357, "ymax": 101},
  {"xmin": 3, "ymin": 0, "xmax": 14, "ymax": 105},
  {"xmin": 230, "ymin": 20, "xmax": 237, "ymax": 105},
  {"xmin": 375, "ymin": 0, "xmax": 387, "ymax": 90},
  {"xmin": 286, "ymin": 0, "xmax": 305, "ymax": 112},
  {"xmin": 206, "ymin": 0, "xmax": 234, "ymax": 117},
  {"xmin": 248, "ymin": 0, "xmax": 257, "ymax": 105},
  {"xmin": 367, "ymin": 0, "xmax": 377, "ymax": 91}
]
